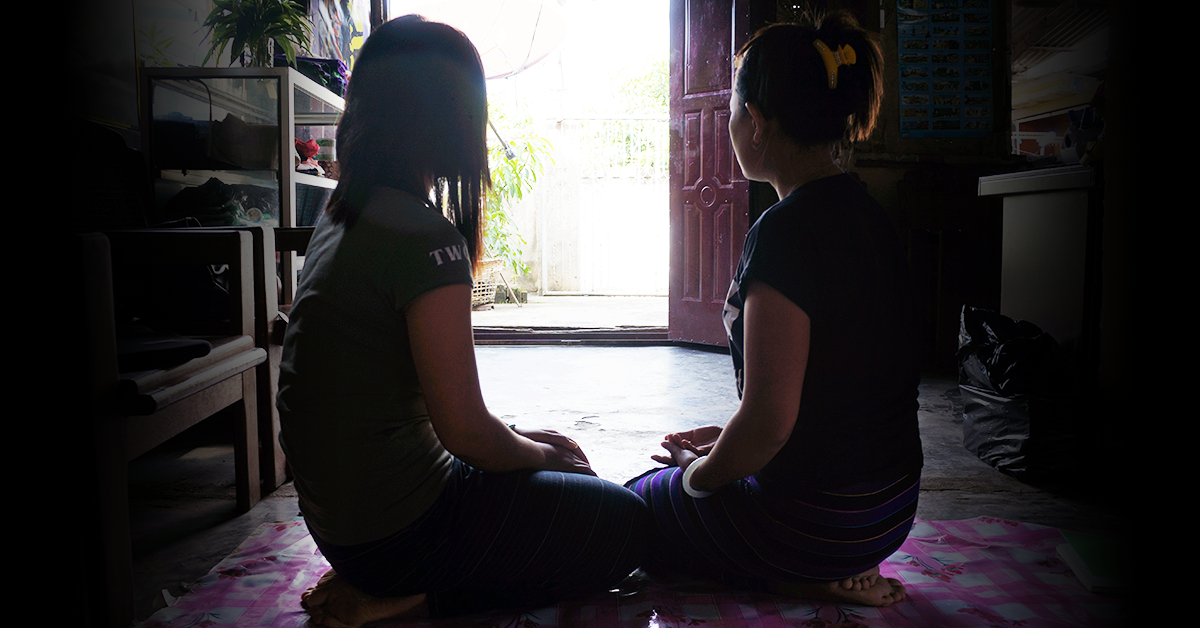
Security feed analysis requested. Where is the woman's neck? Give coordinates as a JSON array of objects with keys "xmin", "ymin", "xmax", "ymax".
[{"xmin": 767, "ymin": 142, "xmax": 843, "ymax": 200}]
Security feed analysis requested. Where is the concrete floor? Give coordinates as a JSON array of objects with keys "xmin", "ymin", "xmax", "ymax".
[
  {"xmin": 126, "ymin": 301, "xmax": 1126, "ymax": 624},
  {"xmin": 470, "ymin": 295, "xmax": 668, "ymax": 329}
]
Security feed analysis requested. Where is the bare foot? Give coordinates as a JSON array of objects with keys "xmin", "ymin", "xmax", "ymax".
[
  {"xmin": 301, "ymin": 569, "xmax": 428, "ymax": 628},
  {"xmin": 833, "ymin": 565, "xmax": 881, "ymax": 592},
  {"xmin": 770, "ymin": 574, "xmax": 907, "ymax": 607}
]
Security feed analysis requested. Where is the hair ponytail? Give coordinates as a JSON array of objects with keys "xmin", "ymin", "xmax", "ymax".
[
  {"xmin": 814, "ymin": 11, "xmax": 883, "ymax": 143},
  {"xmin": 735, "ymin": 9, "xmax": 883, "ymax": 147}
]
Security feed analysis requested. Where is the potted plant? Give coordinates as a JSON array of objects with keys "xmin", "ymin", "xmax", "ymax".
[{"xmin": 202, "ymin": 0, "xmax": 312, "ymax": 68}]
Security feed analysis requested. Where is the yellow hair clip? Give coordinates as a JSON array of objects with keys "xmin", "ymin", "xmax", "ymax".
[{"xmin": 813, "ymin": 39, "xmax": 856, "ymax": 89}]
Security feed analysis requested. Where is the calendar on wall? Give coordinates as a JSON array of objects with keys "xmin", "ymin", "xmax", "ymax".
[{"xmin": 896, "ymin": 0, "xmax": 994, "ymax": 138}]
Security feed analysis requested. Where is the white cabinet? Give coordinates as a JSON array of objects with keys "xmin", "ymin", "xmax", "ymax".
[{"xmin": 978, "ymin": 164, "xmax": 1100, "ymax": 375}]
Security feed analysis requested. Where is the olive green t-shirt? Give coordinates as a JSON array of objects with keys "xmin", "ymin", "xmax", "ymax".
[{"xmin": 277, "ymin": 187, "xmax": 473, "ymax": 546}]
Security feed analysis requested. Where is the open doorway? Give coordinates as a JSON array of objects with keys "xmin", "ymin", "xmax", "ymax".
[{"xmin": 390, "ymin": 0, "xmax": 671, "ymax": 331}]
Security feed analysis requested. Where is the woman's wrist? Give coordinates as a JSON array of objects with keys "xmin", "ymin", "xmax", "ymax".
[{"xmin": 682, "ymin": 457, "xmax": 716, "ymax": 498}]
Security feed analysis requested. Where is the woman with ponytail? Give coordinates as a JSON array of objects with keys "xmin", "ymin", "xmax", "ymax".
[
  {"xmin": 278, "ymin": 16, "xmax": 647, "ymax": 626},
  {"xmin": 628, "ymin": 11, "xmax": 922, "ymax": 606}
]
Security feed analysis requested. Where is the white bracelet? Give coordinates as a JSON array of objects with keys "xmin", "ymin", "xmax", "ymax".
[{"xmin": 681, "ymin": 458, "xmax": 715, "ymax": 498}]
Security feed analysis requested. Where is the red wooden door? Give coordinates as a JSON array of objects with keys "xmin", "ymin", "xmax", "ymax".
[{"xmin": 668, "ymin": 0, "xmax": 769, "ymax": 346}]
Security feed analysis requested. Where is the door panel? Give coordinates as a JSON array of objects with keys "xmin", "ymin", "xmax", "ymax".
[{"xmin": 669, "ymin": 0, "xmax": 770, "ymax": 346}]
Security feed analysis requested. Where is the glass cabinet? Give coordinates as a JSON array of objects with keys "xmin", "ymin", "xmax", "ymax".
[
  {"xmin": 140, "ymin": 66, "xmax": 344, "ymax": 298},
  {"xmin": 140, "ymin": 66, "xmax": 343, "ymax": 229}
]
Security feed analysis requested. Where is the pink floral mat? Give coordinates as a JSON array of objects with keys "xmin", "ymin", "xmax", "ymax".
[{"xmin": 138, "ymin": 516, "xmax": 1125, "ymax": 627}]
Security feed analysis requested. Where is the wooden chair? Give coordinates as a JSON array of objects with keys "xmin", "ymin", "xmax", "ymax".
[
  {"xmin": 173, "ymin": 225, "xmax": 287, "ymax": 492},
  {"xmin": 172, "ymin": 224, "xmax": 313, "ymax": 494},
  {"xmin": 80, "ymin": 229, "xmax": 266, "ymax": 628}
]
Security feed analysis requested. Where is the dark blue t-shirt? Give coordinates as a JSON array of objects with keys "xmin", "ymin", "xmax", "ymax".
[{"xmin": 722, "ymin": 173, "xmax": 923, "ymax": 489}]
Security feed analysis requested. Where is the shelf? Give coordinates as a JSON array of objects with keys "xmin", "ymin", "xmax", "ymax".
[
  {"xmin": 150, "ymin": 76, "xmax": 278, "ymax": 125},
  {"xmin": 295, "ymin": 112, "xmax": 341, "ymax": 126},
  {"xmin": 140, "ymin": 66, "xmax": 344, "ymax": 117},
  {"xmin": 289, "ymin": 66, "xmax": 346, "ymax": 114},
  {"xmin": 978, "ymin": 165, "xmax": 1094, "ymax": 197},
  {"xmin": 161, "ymin": 169, "xmax": 279, "ymax": 189},
  {"xmin": 295, "ymin": 171, "xmax": 337, "ymax": 190}
]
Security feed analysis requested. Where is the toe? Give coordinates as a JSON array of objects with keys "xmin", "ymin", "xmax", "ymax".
[
  {"xmin": 302, "ymin": 587, "xmax": 328, "ymax": 609},
  {"xmin": 310, "ymin": 605, "xmax": 358, "ymax": 628}
]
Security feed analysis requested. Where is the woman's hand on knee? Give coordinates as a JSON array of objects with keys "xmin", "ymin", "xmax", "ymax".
[
  {"xmin": 671, "ymin": 426, "xmax": 722, "ymax": 454},
  {"xmin": 652, "ymin": 438, "xmax": 701, "ymax": 470},
  {"xmin": 515, "ymin": 428, "xmax": 581, "ymax": 453},
  {"xmin": 517, "ymin": 428, "xmax": 595, "ymax": 475},
  {"xmin": 538, "ymin": 442, "xmax": 597, "ymax": 476},
  {"xmin": 651, "ymin": 426, "xmax": 721, "ymax": 466}
]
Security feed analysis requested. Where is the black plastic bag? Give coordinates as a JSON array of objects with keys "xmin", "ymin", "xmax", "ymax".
[{"xmin": 956, "ymin": 306, "xmax": 1078, "ymax": 480}]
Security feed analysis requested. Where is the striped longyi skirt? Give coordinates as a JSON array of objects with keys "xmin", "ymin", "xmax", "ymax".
[{"xmin": 625, "ymin": 466, "xmax": 919, "ymax": 589}]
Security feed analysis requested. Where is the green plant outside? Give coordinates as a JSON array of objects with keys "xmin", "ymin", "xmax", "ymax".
[
  {"xmin": 485, "ymin": 130, "xmax": 552, "ymax": 277},
  {"xmin": 202, "ymin": 0, "xmax": 312, "ymax": 67},
  {"xmin": 480, "ymin": 49, "xmax": 663, "ymax": 279},
  {"xmin": 609, "ymin": 50, "xmax": 668, "ymax": 116}
]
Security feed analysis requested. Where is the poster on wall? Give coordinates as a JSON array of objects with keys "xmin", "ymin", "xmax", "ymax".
[
  {"xmin": 896, "ymin": 0, "xmax": 993, "ymax": 138},
  {"xmin": 313, "ymin": 0, "xmax": 371, "ymax": 72}
]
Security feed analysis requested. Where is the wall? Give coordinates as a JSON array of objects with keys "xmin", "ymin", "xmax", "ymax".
[
  {"xmin": 70, "ymin": 0, "xmax": 142, "ymax": 144},
  {"xmin": 531, "ymin": 117, "xmax": 671, "ymax": 295}
]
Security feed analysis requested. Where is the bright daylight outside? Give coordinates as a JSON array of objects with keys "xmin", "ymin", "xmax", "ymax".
[{"xmin": 390, "ymin": 0, "xmax": 671, "ymax": 328}]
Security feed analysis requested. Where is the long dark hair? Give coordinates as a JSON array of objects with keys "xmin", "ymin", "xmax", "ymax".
[
  {"xmin": 324, "ymin": 15, "xmax": 489, "ymax": 267},
  {"xmin": 734, "ymin": 10, "xmax": 883, "ymax": 147}
]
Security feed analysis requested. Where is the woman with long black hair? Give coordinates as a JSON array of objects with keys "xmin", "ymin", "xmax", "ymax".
[{"xmin": 277, "ymin": 16, "xmax": 647, "ymax": 626}]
